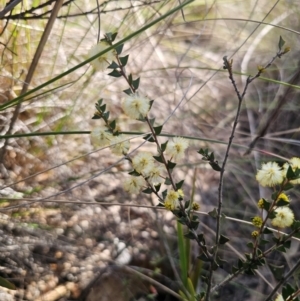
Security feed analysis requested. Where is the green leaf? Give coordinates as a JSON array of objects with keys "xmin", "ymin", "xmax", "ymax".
[
  {"xmin": 123, "ymin": 88, "xmax": 133, "ymax": 95},
  {"xmin": 262, "ymin": 227, "xmax": 273, "ymax": 234},
  {"xmin": 153, "ymin": 155, "xmax": 164, "ymax": 163},
  {"xmin": 128, "ymin": 74, "xmax": 133, "ymax": 85},
  {"xmin": 107, "ymin": 61, "xmax": 119, "ymax": 69},
  {"xmin": 209, "ymin": 161, "xmax": 222, "ymax": 172},
  {"xmin": 291, "ymin": 220, "xmax": 300, "ymax": 231},
  {"xmin": 102, "ymin": 111, "xmax": 110, "ymax": 121},
  {"xmin": 142, "ymin": 187, "xmax": 153, "ymax": 194},
  {"xmin": 92, "ymin": 114, "xmax": 101, "ymax": 120},
  {"xmin": 238, "ymin": 259, "xmax": 244, "ymax": 268},
  {"xmin": 108, "ymin": 69, "xmax": 122, "ymax": 77},
  {"xmin": 286, "ymin": 165, "xmax": 295, "ymax": 180},
  {"xmin": 162, "ymin": 189, "xmax": 168, "ymax": 199},
  {"xmin": 283, "ymin": 182, "xmax": 294, "ymax": 191},
  {"xmin": 0, "ymin": 276, "xmax": 15, "ymax": 290},
  {"xmin": 276, "ymin": 245, "xmax": 286, "ymax": 253},
  {"xmin": 115, "ymin": 43, "xmax": 124, "ymax": 55},
  {"xmin": 128, "ymin": 170, "xmax": 141, "ymax": 176},
  {"xmin": 148, "ymin": 118, "xmax": 155, "ymax": 126},
  {"xmin": 219, "ymin": 235, "xmax": 230, "ymax": 245},
  {"xmin": 164, "ymin": 177, "xmax": 172, "ymax": 185},
  {"xmin": 109, "ymin": 120, "xmax": 116, "ymax": 130},
  {"xmin": 167, "ymin": 160, "xmax": 176, "ymax": 170},
  {"xmin": 268, "ymin": 263, "xmax": 285, "ymax": 281},
  {"xmin": 154, "ymin": 125, "xmax": 163, "ymax": 135},
  {"xmin": 160, "ymin": 141, "xmax": 168, "ymax": 153},
  {"xmin": 247, "ymin": 242, "xmax": 254, "ymax": 248},
  {"xmin": 283, "ymin": 240, "xmax": 291, "ymax": 249},
  {"xmin": 184, "ymin": 231, "xmax": 196, "ymax": 240},
  {"xmin": 244, "ymin": 268, "xmax": 256, "ymax": 275},
  {"xmin": 154, "ymin": 184, "xmax": 161, "ymax": 192},
  {"xmin": 132, "ymin": 77, "xmax": 140, "ymax": 90},
  {"xmin": 149, "ymin": 99, "xmax": 154, "ymax": 110},
  {"xmin": 176, "ymin": 180, "xmax": 184, "ymax": 190},
  {"xmin": 278, "ymin": 36, "xmax": 285, "ymax": 50},
  {"xmin": 190, "ymin": 220, "xmax": 199, "ymax": 230},
  {"xmin": 110, "ymin": 32, "xmax": 118, "ymax": 41},
  {"xmin": 208, "ymin": 208, "xmax": 218, "ymax": 219},
  {"xmin": 119, "ymin": 55, "xmax": 129, "ymax": 67},
  {"xmin": 259, "ymin": 239, "xmax": 270, "ymax": 246},
  {"xmin": 100, "ymin": 104, "xmax": 106, "ymax": 112},
  {"xmin": 96, "ymin": 98, "xmax": 103, "ymax": 106},
  {"xmin": 276, "ymin": 199, "xmax": 289, "ymax": 206},
  {"xmin": 282, "ymin": 284, "xmax": 296, "ymax": 300},
  {"xmin": 143, "ymin": 134, "xmax": 155, "ymax": 142}
]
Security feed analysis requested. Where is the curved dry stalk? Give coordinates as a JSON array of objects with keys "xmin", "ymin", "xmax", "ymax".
[{"xmin": 0, "ymin": 0, "xmax": 65, "ymax": 164}]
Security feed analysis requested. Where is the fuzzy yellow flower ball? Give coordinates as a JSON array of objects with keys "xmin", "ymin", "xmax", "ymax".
[
  {"xmin": 256, "ymin": 162, "xmax": 284, "ymax": 187},
  {"xmin": 164, "ymin": 190, "xmax": 180, "ymax": 211},
  {"xmin": 252, "ymin": 216, "xmax": 263, "ymax": 228},
  {"xmin": 271, "ymin": 207, "xmax": 294, "ymax": 228}
]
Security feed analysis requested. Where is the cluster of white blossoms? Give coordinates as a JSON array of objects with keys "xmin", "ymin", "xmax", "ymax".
[
  {"xmin": 271, "ymin": 206, "xmax": 294, "ymax": 228},
  {"xmin": 165, "ymin": 137, "xmax": 189, "ymax": 161},
  {"xmin": 256, "ymin": 157, "xmax": 300, "ymax": 187},
  {"xmin": 88, "ymin": 41, "xmax": 116, "ymax": 71},
  {"xmin": 255, "ymin": 158, "xmax": 300, "ymax": 229},
  {"xmin": 123, "ymin": 176, "xmax": 146, "ymax": 194},
  {"xmin": 91, "ymin": 127, "xmax": 130, "ymax": 155},
  {"xmin": 122, "ymin": 93, "xmax": 151, "ymax": 120}
]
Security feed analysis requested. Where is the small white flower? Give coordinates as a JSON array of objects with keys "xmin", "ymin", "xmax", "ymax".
[
  {"xmin": 122, "ymin": 93, "xmax": 150, "ymax": 119},
  {"xmin": 88, "ymin": 41, "xmax": 116, "ymax": 71},
  {"xmin": 271, "ymin": 207, "xmax": 294, "ymax": 228},
  {"xmin": 91, "ymin": 126, "xmax": 113, "ymax": 147},
  {"xmin": 132, "ymin": 152, "xmax": 154, "ymax": 175},
  {"xmin": 165, "ymin": 137, "xmax": 189, "ymax": 161},
  {"xmin": 283, "ymin": 157, "xmax": 300, "ymax": 184},
  {"xmin": 147, "ymin": 164, "xmax": 164, "ymax": 185},
  {"xmin": 256, "ymin": 162, "xmax": 284, "ymax": 187},
  {"xmin": 123, "ymin": 176, "xmax": 146, "ymax": 194},
  {"xmin": 110, "ymin": 135, "xmax": 130, "ymax": 155}
]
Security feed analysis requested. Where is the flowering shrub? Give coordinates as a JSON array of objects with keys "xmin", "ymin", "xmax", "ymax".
[{"xmin": 88, "ymin": 32, "xmax": 300, "ymax": 301}]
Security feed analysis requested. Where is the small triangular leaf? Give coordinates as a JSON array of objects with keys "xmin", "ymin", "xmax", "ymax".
[
  {"xmin": 108, "ymin": 69, "xmax": 122, "ymax": 77},
  {"xmin": 119, "ymin": 55, "xmax": 129, "ymax": 67},
  {"xmin": 278, "ymin": 36, "xmax": 285, "ymax": 51},
  {"xmin": 132, "ymin": 77, "xmax": 140, "ymax": 90},
  {"xmin": 115, "ymin": 43, "xmax": 124, "ymax": 55},
  {"xmin": 219, "ymin": 235, "xmax": 230, "ymax": 245}
]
